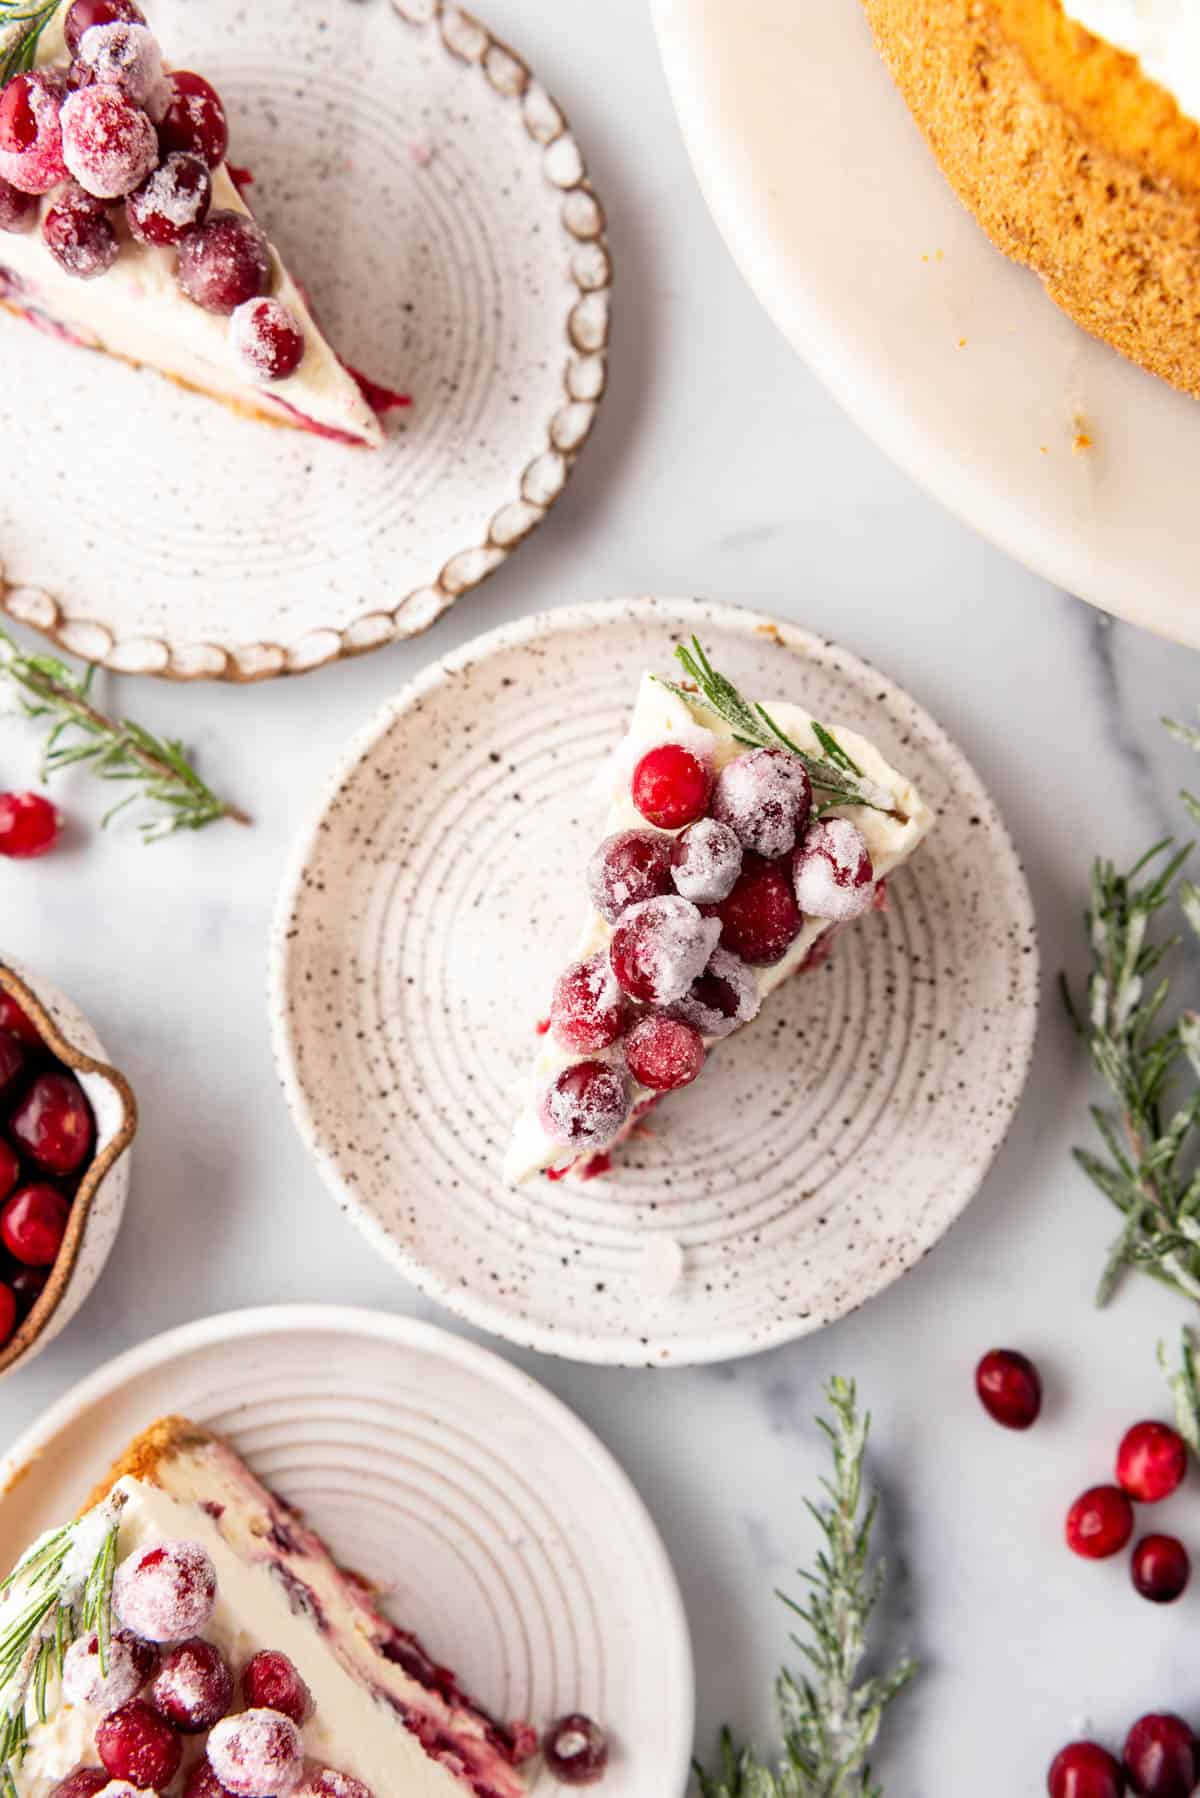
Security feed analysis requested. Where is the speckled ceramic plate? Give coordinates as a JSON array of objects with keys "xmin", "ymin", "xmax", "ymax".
[
  {"xmin": 0, "ymin": 0, "xmax": 610, "ymax": 681},
  {"xmin": 0, "ymin": 1305, "xmax": 694, "ymax": 1796},
  {"xmin": 270, "ymin": 597, "xmax": 1038, "ymax": 1366}
]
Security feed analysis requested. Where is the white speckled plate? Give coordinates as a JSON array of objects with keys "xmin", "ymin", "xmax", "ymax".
[
  {"xmin": 0, "ymin": 1305, "xmax": 694, "ymax": 1796},
  {"xmin": 0, "ymin": 0, "xmax": 610, "ymax": 681},
  {"xmin": 270, "ymin": 597, "xmax": 1038, "ymax": 1366}
]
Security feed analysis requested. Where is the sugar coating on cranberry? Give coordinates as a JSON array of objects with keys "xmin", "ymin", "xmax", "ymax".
[
  {"xmin": 10, "ymin": 1071, "xmax": 94, "ymax": 1174},
  {"xmin": 126, "ymin": 149, "xmax": 210, "ymax": 244},
  {"xmin": 0, "ymin": 73, "xmax": 68, "ymax": 195},
  {"xmin": 1123, "ymin": 1713, "xmax": 1196, "ymax": 1798},
  {"xmin": 624, "ymin": 1013, "xmax": 705, "ymax": 1092},
  {"xmin": 74, "ymin": 23, "xmax": 170, "ymax": 120},
  {"xmin": 241, "ymin": 1650, "xmax": 312, "ymax": 1726},
  {"xmin": 0, "ymin": 174, "xmax": 38, "ymax": 232},
  {"xmin": 1047, "ymin": 1741, "xmax": 1126, "ymax": 1798},
  {"xmin": 177, "ymin": 209, "xmax": 272, "ymax": 315},
  {"xmin": 113, "ymin": 1539, "xmax": 217, "ymax": 1641},
  {"xmin": 96, "ymin": 1698, "xmax": 182, "ymax": 1789},
  {"xmin": 294, "ymin": 1773, "xmax": 374, "ymax": 1798},
  {"xmin": 61, "ymin": 1628, "xmax": 154, "ymax": 1710},
  {"xmin": 207, "ymin": 1708, "xmax": 303, "ymax": 1798},
  {"xmin": 48, "ymin": 1772, "xmax": 110, "ymax": 1798},
  {"xmin": 793, "ymin": 817, "xmax": 874, "ymax": 922},
  {"xmin": 610, "ymin": 895, "xmax": 720, "ymax": 1005},
  {"xmin": 150, "ymin": 1636, "xmax": 233, "ymax": 1731},
  {"xmin": 184, "ymin": 1765, "xmax": 236, "ymax": 1798},
  {"xmin": 587, "ymin": 829, "xmax": 673, "ymax": 924},
  {"xmin": 1065, "ymin": 1485, "xmax": 1134, "ymax": 1560},
  {"xmin": 0, "ymin": 790, "xmax": 61, "ymax": 855},
  {"xmin": 230, "ymin": 297, "xmax": 306, "ymax": 382},
  {"xmin": 710, "ymin": 854, "xmax": 802, "ymax": 965},
  {"xmin": 550, "ymin": 955, "xmax": 626, "ymax": 1053},
  {"xmin": 65, "ymin": 0, "xmax": 147, "ymax": 57},
  {"xmin": 669, "ymin": 948, "xmax": 760, "ymax": 1039},
  {"xmin": 61, "ymin": 86, "xmax": 157, "ymax": 198},
  {"xmin": 631, "ymin": 742, "xmax": 713, "ymax": 830},
  {"xmin": 711, "ymin": 748, "xmax": 812, "ymax": 859},
  {"xmin": 539, "ymin": 1061, "xmax": 630, "ymax": 1151},
  {"xmin": 670, "ymin": 817, "xmax": 743, "ymax": 904},
  {"xmin": 1116, "ymin": 1420, "xmax": 1188, "ymax": 1504},
  {"xmin": 95, "ymin": 1781, "xmax": 164, "ymax": 1798},
  {"xmin": 543, "ymin": 1714, "xmax": 609, "ymax": 1786},
  {"xmin": 158, "ymin": 70, "xmax": 228, "ymax": 167}
]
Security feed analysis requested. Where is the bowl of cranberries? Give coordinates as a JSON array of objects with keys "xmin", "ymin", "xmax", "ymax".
[{"xmin": 0, "ymin": 958, "xmax": 135, "ymax": 1372}]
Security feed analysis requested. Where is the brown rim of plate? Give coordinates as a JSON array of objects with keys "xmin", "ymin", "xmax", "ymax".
[{"xmin": 0, "ymin": 963, "xmax": 137, "ymax": 1374}]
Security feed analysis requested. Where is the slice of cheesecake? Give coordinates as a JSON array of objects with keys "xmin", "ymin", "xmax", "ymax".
[
  {"xmin": 505, "ymin": 640, "xmax": 933, "ymax": 1185},
  {"xmin": 1, "ymin": 1417, "xmax": 534, "ymax": 1798},
  {"xmin": 0, "ymin": 2, "xmax": 390, "ymax": 446}
]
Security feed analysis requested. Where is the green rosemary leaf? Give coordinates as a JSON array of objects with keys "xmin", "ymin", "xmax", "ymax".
[
  {"xmin": 812, "ymin": 720, "xmax": 864, "ymax": 779},
  {"xmin": 0, "ymin": 0, "xmax": 58, "ymax": 84}
]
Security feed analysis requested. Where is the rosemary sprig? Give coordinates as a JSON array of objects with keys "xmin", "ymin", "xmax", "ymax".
[
  {"xmin": 1159, "ymin": 1328, "xmax": 1200, "ymax": 1459},
  {"xmin": 0, "ymin": 0, "xmax": 58, "ymax": 85},
  {"xmin": 658, "ymin": 639, "xmax": 901, "ymax": 819},
  {"xmin": 695, "ymin": 1377, "xmax": 916, "ymax": 1798},
  {"xmin": 0, "ymin": 630, "xmax": 248, "ymax": 840}
]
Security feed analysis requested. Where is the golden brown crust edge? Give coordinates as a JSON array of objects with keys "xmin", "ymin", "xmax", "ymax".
[
  {"xmin": 78, "ymin": 1415, "xmax": 216, "ymax": 1516},
  {"xmin": 861, "ymin": 0, "xmax": 1200, "ymax": 402}
]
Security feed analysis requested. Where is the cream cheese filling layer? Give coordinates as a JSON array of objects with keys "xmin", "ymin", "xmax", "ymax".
[{"xmin": 1061, "ymin": 0, "xmax": 1200, "ymax": 125}]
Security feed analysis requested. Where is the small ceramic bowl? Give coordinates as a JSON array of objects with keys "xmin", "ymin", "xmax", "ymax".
[{"xmin": 0, "ymin": 961, "xmax": 136, "ymax": 1375}]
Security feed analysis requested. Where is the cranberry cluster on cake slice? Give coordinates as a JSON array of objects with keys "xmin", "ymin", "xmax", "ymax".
[
  {"xmin": 3, "ymin": 1418, "xmax": 535, "ymax": 1798},
  {"xmin": 0, "ymin": 1, "xmax": 394, "ymax": 445},
  {"xmin": 504, "ymin": 640, "xmax": 933, "ymax": 1184}
]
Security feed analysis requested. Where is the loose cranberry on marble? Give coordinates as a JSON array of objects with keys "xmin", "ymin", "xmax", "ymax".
[
  {"xmin": 1047, "ymin": 1742, "xmax": 1126, "ymax": 1798},
  {"xmin": 609, "ymin": 895, "xmax": 719, "ymax": 1005},
  {"xmin": 8, "ymin": 1263, "xmax": 48, "ymax": 1321},
  {"xmin": 241, "ymin": 1649, "xmax": 312, "ymax": 1726},
  {"xmin": 1131, "ymin": 1534, "xmax": 1191, "ymax": 1604},
  {"xmin": 975, "ymin": 1349, "xmax": 1042, "ymax": 1430},
  {"xmin": 587, "ymin": 829, "xmax": 673, "ymax": 924},
  {"xmin": 230, "ymin": 297, "xmax": 306, "ymax": 381},
  {"xmin": 711, "ymin": 747, "xmax": 812, "ymax": 859},
  {"xmin": 0, "ymin": 790, "xmax": 61, "ymax": 856},
  {"xmin": 0, "ymin": 993, "xmax": 44, "ymax": 1047},
  {"xmin": 1116, "ymin": 1422, "xmax": 1188, "ymax": 1504},
  {"xmin": 61, "ymin": 86, "xmax": 157, "ymax": 198},
  {"xmin": 670, "ymin": 948, "xmax": 760, "ymax": 1039},
  {"xmin": 207, "ymin": 1709, "xmax": 303, "ymax": 1798},
  {"xmin": 177, "ymin": 209, "xmax": 271, "ymax": 314},
  {"xmin": 96, "ymin": 1698, "xmax": 182, "ymax": 1789},
  {"xmin": 1, "ymin": 1184, "xmax": 70, "ymax": 1266},
  {"xmin": 539, "ymin": 1061, "xmax": 629, "ymax": 1153},
  {"xmin": 0, "ymin": 174, "xmax": 38, "ymax": 232},
  {"xmin": 10, "ymin": 1071, "xmax": 94, "ymax": 1175},
  {"xmin": 64, "ymin": 0, "xmax": 147, "ymax": 58},
  {"xmin": 1065, "ymin": 1486, "xmax": 1134, "ymax": 1560},
  {"xmin": 0, "ymin": 1031, "xmax": 23, "ymax": 1100},
  {"xmin": 150, "ymin": 1636, "xmax": 233, "ymax": 1731},
  {"xmin": 630, "ymin": 742, "xmax": 712, "ymax": 830},
  {"xmin": 42, "ymin": 183, "xmax": 118, "ymax": 279},
  {"xmin": 72, "ymin": 22, "xmax": 169, "ymax": 120},
  {"xmin": 669, "ymin": 816, "xmax": 742, "ymax": 904},
  {"xmin": 63, "ymin": 1628, "xmax": 156, "ymax": 1710},
  {"xmin": 793, "ymin": 817, "xmax": 874, "ymax": 922},
  {"xmin": 0, "ymin": 73, "xmax": 67, "ymax": 195},
  {"xmin": 0, "ymin": 1140, "xmax": 17, "ymax": 1202},
  {"xmin": 48, "ymin": 1771, "xmax": 111, "ymax": 1798},
  {"xmin": 126, "ymin": 150, "xmax": 210, "ymax": 244},
  {"xmin": 0, "ymin": 1283, "xmax": 16, "ymax": 1349},
  {"xmin": 1122, "ymin": 1714, "xmax": 1197, "ymax": 1798},
  {"xmin": 550, "ymin": 955, "xmax": 627, "ymax": 1053},
  {"xmin": 543, "ymin": 1713, "xmax": 609, "ymax": 1786},
  {"xmin": 708, "ymin": 854, "xmax": 801, "ymax": 965},
  {"xmin": 157, "ymin": 71, "xmax": 228, "ymax": 167},
  {"xmin": 624, "ymin": 1013, "xmax": 705, "ymax": 1092},
  {"xmin": 113, "ymin": 1539, "xmax": 218, "ymax": 1641}
]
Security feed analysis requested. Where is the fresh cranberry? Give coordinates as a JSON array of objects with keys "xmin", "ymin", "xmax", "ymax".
[
  {"xmin": 975, "ymin": 1349, "xmax": 1042, "ymax": 1430},
  {"xmin": 177, "ymin": 209, "xmax": 271, "ymax": 314},
  {"xmin": 10, "ymin": 1072, "xmax": 94, "ymax": 1175},
  {"xmin": 0, "ymin": 994, "xmax": 42, "ymax": 1047},
  {"xmin": 157, "ymin": 70, "xmax": 228, "ymax": 167},
  {"xmin": 543, "ymin": 1714, "xmax": 609, "ymax": 1786},
  {"xmin": 0, "ymin": 1140, "xmax": 17, "ymax": 1202},
  {"xmin": 0, "ymin": 174, "xmax": 38, "ymax": 231},
  {"xmin": 96, "ymin": 1698, "xmax": 182, "ymax": 1789},
  {"xmin": 64, "ymin": 0, "xmax": 146, "ymax": 57},
  {"xmin": 207, "ymin": 1709, "xmax": 303, "ymax": 1798},
  {"xmin": 1131, "ymin": 1534, "xmax": 1190, "ymax": 1604},
  {"xmin": 550, "ymin": 955, "xmax": 627, "ymax": 1053},
  {"xmin": 624, "ymin": 1013, "xmax": 705, "ymax": 1091},
  {"xmin": 609, "ymin": 895, "xmax": 719, "ymax": 1004},
  {"xmin": 42, "ymin": 183, "xmax": 118, "ymax": 278},
  {"xmin": 630, "ymin": 743, "xmax": 712, "ymax": 830},
  {"xmin": 1123, "ymin": 1715, "xmax": 1197, "ymax": 1798},
  {"xmin": 1065, "ymin": 1486, "xmax": 1134, "ymax": 1560},
  {"xmin": 0, "ymin": 73, "xmax": 67, "ymax": 195},
  {"xmin": 48, "ymin": 1772, "xmax": 111, "ymax": 1798},
  {"xmin": 539, "ymin": 1061, "xmax": 629, "ymax": 1152},
  {"xmin": 1048, "ymin": 1742, "xmax": 1126, "ymax": 1798},
  {"xmin": 8, "ymin": 1263, "xmax": 48, "ymax": 1321},
  {"xmin": 149, "ymin": 1636, "xmax": 233, "ymax": 1731},
  {"xmin": 71, "ymin": 21, "xmax": 168, "ymax": 119},
  {"xmin": 0, "ymin": 1030, "xmax": 23, "ymax": 1099},
  {"xmin": 0, "ymin": 790, "xmax": 60, "ymax": 857},
  {"xmin": 670, "ymin": 948, "xmax": 760, "ymax": 1039},
  {"xmin": 114, "ymin": 1539, "xmax": 217, "ymax": 1641},
  {"xmin": 670, "ymin": 816, "xmax": 742, "ymax": 904},
  {"xmin": 1117, "ymin": 1422, "xmax": 1188, "ymax": 1504},
  {"xmin": 126, "ymin": 149, "xmax": 210, "ymax": 243},
  {"xmin": 63, "ymin": 1628, "xmax": 155, "ymax": 1710},
  {"xmin": 709, "ymin": 853, "xmax": 802, "ymax": 965},
  {"xmin": 61, "ymin": 85, "xmax": 157, "ymax": 198},
  {"xmin": 1, "ymin": 1185, "xmax": 70, "ymax": 1267},
  {"xmin": 184, "ymin": 1765, "xmax": 236, "ymax": 1798},
  {"xmin": 231, "ymin": 296, "xmax": 306, "ymax": 381},
  {"xmin": 793, "ymin": 817, "xmax": 874, "ymax": 921},
  {"xmin": 0, "ymin": 1283, "xmax": 16, "ymax": 1349},
  {"xmin": 587, "ymin": 829, "xmax": 673, "ymax": 924},
  {"xmin": 240, "ymin": 1649, "xmax": 312, "ymax": 1725},
  {"xmin": 711, "ymin": 748, "xmax": 812, "ymax": 858}
]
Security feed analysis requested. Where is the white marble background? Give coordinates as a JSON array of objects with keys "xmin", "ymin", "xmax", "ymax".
[{"xmin": 5, "ymin": 0, "xmax": 1200, "ymax": 1789}]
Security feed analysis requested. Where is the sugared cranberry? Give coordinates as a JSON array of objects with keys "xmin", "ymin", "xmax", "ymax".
[
  {"xmin": 543, "ymin": 1714, "xmax": 609, "ymax": 1786},
  {"xmin": 48, "ymin": 1771, "xmax": 111, "ymax": 1798},
  {"xmin": 1123, "ymin": 1715, "xmax": 1197, "ymax": 1798},
  {"xmin": 43, "ymin": 183, "xmax": 118, "ymax": 278},
  {"xmin": 207, "ymin": 1709, "xmax": 303, "ymax": 1798},
  {"xmin": 294, "ymin": 1774, "xmax": 373, "ymax": 1798},
  {"xmin": 126, "ymin": 149, "xmax": 210, "ymax": 244},
  {"xmin": 793, "ymin": 817, "xmax": 874, "ymax": 921},
  {"xmin": 0, "ymin": 1030, "xmax": 23, "ymax": 1099},
  {"xmin": 1048, "ymin": 1742, "xmax": 1126, "ymax": 1798},
  {"xmin": 10, "ymin": 1071, "xmax": 94, "ymax": 1175},
  {"xmin": 670, "ymin": 947, "xmax": 760, "ymax": 1039},
  {"xmin": 150, "ymin": 1636, "xmax": 233, "ymax": 1731},
  {"xmin": 0, "ymin": 73, "xmax": 67, "ymax": 195},
  {"xmin": 1116, "ymin": 1421, "xmax": 1188, "ymax": 1504},
  {"xmin": 1, "ymin": 1184, "xmax": 70, "ymax": 1267},
  {"xmin": 609, "ymin": 895, "xmax": 719, "ymax": 1005},
  {"xmin": 231, "ymin": 297, "xmax": 306, "ymax": 381},
  {"xmin": 630, "ymin": 743, "xmax": 712, "ymax": 830},
  {"xmin": 72, "ymin": 22, "xmax": 169, "ymax": 119},
  {"xmin": 63, "ymin": 1629, "xmax": 155, "ymax": 1710},
  {"xmin": 61, "ymin": 86, "xmax": 157, "ymax": 198},
  {"xmin": 0, "ymin": 790, "xmax": 61, "ymax": 856},
  {"xmin": 0, "ymin": 993, "xmax": 43, "ymax": 1046},
  {"xmin": 64, "ymin": 0, "xmax": 146, "ymax": 58},
  {"xmin": 1065, "ymin": 1486, "xmax": 1134, "ymax": 1560},
  {"xmin": 711, "ymin": 748, "xmax": 812, "ymax": 859},
  {"xmin": 670, "ymin": 817, "xmax": 743, "ymax": 904},
  {"xmin": 0, "ymin": 1140, "xmax": 17, "ymax": 1202},
  {"xmin": 8, "ymin": 1264, "xmax": 48, "ymax": 1321},
  {"xmin": 113, "ymin": 1539, "xmax": 217, "ymax": 1641},
  {"xmin": 184, "ymin": 1765, "xmax": 236, "ymax": 1798},
  {"xmin": 1131, "ymin": 1534, "xmax": 1190, "ymax": 1604},
  {"xmin": 241, "ymin": 1650, "xmax": 312, "ymax": 1726},
  {"xmin": 709, "ymin": 853, "xmax": 801, "ymax": 965},
  {"xmin": 624, "ymin": 1013, "xmax": 705, "ymax": 1091},
  {"xmin": 587, "ymin": 829, "xmax": 673, "ymax": 924},
  {"xmin": 0, "ymin": 174, "xmax": 38, "ymax": 231},
  {"xmin": 177, "ymin": 209, "xmax": 271, "ymax": 314},
  {"xmin": 0, "ymin": 1283, "xmax": 16, "ymax": 1349},
  {"xmin": 157, "ymin": 71, "xmax": 228, "ymax": 167},
  {"xmin": 550, "ymin": 955, "xmax": 627, "ymax": 1053},
  {"xmin": 539, "ymin": 1061, "xmax": 629, "ymax": 1152},
  {"xmin": 96, "ymin": 1698, "xmax": 182, "ymax": 1789},
  {"xmin": 975, "ymin": 1349, "xmax": 1042, "ymax": 1430}
]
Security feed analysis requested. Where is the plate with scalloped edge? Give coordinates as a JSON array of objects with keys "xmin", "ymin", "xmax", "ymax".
[
  {"xmin": 0, "ymin": 0, "xmax": 610, "ymax": 681},
  {"xmin": 0, "ymin": 1305, "xmax": 694, "ymax": 1795},
  {"xmin": 269, "ymin": 595, "xmax": 1039, "ymax": 1367}
]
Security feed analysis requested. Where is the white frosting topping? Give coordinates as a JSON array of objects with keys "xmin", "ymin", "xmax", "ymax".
[{"xmin": 1062, "ymin": 0, "xmax": 1200, "ymax": 123}]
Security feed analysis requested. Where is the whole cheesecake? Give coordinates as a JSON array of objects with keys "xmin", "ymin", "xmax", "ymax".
[{"xmin": 863, "ymin": 0, "xmax": 1200, "ymax": 399}]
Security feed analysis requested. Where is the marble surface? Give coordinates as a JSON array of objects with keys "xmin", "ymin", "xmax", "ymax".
[{"xmin": 3, "ymin": 0, "xmax": 1200, "ymax": 1789}]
